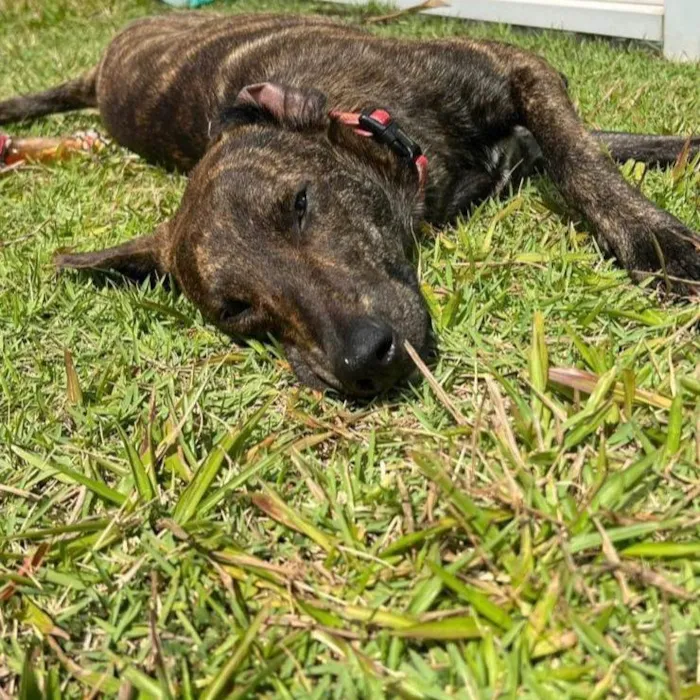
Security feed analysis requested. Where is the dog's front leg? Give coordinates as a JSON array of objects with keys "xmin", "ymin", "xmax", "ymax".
[{"xmin": 472, "ymin": 43, "xmax": 700, "ymax": 294}]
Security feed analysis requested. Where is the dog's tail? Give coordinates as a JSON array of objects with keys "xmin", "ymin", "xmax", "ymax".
[
  {"xmin": 0, "ymin": 69, "xmax": 97, "ymax": 125},
  {"xmin": 592, "ymin": 131, "xmax": 700, "ymax": 168}
]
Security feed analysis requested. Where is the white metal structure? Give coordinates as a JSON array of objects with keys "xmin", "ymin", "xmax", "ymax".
[{"xmin": 329, "ymin": 0, "xmax": 700, "ymax": 61}]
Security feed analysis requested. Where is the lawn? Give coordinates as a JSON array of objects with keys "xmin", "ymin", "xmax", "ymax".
[{"xmin": 1, "ymin": 0, "xmax": 699, "ymax": 697}]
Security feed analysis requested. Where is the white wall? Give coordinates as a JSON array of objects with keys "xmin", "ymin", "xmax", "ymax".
[
  {"xmin": 328, "ymin": 0, "xmax": 699, "ymax": 61},
  {"xmin": 664, "ymin": 0, "xmax": 700, "ymax": 60}
]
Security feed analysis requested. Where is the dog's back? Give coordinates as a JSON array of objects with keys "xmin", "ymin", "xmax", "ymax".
[
  {"xmin": 2, "ymin": 10, "xmax": 699, "ymax": 328},
  {"xmin": 96, "ymin": 13, "xmax": 364, "ymax": 168}
]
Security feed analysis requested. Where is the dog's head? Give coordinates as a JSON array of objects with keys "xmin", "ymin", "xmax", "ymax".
[{"xmin": 56, "ymin": 83, "xmax": 430, "ymax": 396}]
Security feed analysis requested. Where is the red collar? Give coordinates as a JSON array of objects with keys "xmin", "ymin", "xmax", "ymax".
[{"xmin": 329, "ymin": 108, "xmax": 428, "ymax": 194}]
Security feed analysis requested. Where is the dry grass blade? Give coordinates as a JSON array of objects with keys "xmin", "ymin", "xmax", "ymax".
[
  {"xmin": 670, "ymin": 133, "xmax": 693, "ymax": 185},
  {"xmin": 485, "ymin": 376, "xmax": 527, "ymax": 498},
  {"xmin": 593, "ymin": 518, "xmax": 631, "ymax": 603},
  {"xmin": 549, "ymin": 366, "xmax": 673, "ymax": 409},
  {"xmin": 597, "ymin": 561, "xmax": 695, "ymax": 601},
  {"xmin": 404, "ymin": 340, "xmax": 471, "ymax": 427},
  {"xmin": 63, "ymin": 349, "xmax": 83, "ymax": 406}
]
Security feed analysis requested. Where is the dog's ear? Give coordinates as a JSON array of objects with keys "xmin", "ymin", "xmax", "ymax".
[
  {"xmin": 54, "ymin": 222, "xmax": 172, "ymax": 281},
  {"xmin": 219, "ymin": 82, "xmax": 327, "ymax": 131}
]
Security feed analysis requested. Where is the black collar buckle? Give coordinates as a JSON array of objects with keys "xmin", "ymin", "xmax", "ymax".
[{"xmin": 358, "ymin": 108, "xmax": 423, "ymax": 163}]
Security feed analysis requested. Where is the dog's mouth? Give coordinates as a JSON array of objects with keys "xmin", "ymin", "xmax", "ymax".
[
  {"xmin": 280, "ymin": 304, "xmax": 432, "ymax": 397},
  {"xmin": 284, "ymin": 337, "xmax": 423, "ymax": 397},
  {"xmin": 285, "ymin": 344, "xmax": 346, "ymax": 393}
]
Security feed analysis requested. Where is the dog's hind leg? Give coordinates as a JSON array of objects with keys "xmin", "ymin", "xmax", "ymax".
[
  {"xmin": 592, "ymin": 131, "xmax": 700, "ymax": 168},
  {"xmin": 469, "ymin": 43, "xmax": 700, "ymax": 293},
  {"xmin": 0, "ymin": 68, "xmax": 97, "ymax": 125}
]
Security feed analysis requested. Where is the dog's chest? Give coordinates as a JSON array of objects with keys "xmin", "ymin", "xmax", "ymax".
[{"xmin": 421, "ymin": 126, "xmax": 542, "ymax": 224}]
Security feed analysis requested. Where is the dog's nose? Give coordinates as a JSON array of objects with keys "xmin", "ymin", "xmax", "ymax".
[{"xmin": 336, "ymin": 317, "xmax": 399, "ymax": 394}]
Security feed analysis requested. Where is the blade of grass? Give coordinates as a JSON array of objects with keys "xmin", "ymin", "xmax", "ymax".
[
  {"xmin": 117, "ymin": 424, "xmax": 155, "ymax": 504},
  {"xmin": 12, "ymin": 447, "xmax": 126, "ymax": 507},
  {"xmin": 529, "ymin": 311, "xmax": 551, "ymax": 435},
  {"xmin": 621, "ymin": 542, "xmax": 700, "ymax": 559},
  {"xmin": 173, "ymin": 399, "xmax": 272, "ymax": 525},
  {"xmin": 426, "ymin": 561, "xmax": 513, "ymax": 630},
  {"xmin": 251, "ymin": 484, "xmax": 336, "ymax": 553},
  {"xmin": 379, "ymin": 518, "xmax": 457, "ymax": 558},
  {"xmin": 392, "ymin": 617, "xmax": 483, "ymax": 640},
  {"xmin": 200, "ymin": 605, "xmax": 268, "ymax": 700},
  {"xmin": 413, "ymin": 452, "xmax": 489, "ymax": 535}
]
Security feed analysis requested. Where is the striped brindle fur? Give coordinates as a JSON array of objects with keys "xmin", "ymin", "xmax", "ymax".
[{"xmin": 1, "ymin": 12, "xmax": 698, "ymax": 395}]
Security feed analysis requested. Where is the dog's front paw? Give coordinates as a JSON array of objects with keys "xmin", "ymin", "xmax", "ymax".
[{"xmin": 617, "ymin": 213, "xmax": 700, "ymax": 296}]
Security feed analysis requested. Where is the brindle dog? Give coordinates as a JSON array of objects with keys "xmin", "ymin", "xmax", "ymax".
[{"xmin": 1, "ymin": 13, "xmax": 699, "ymax": 395}]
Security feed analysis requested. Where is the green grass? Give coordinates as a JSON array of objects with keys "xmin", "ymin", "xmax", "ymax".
[{"xmin": 1, "ymin": 0, "xmax": 699, "ymax": 697}]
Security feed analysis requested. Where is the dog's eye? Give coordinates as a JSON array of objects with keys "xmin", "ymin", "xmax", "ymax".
[
  {"xmin": 294, "ymin": 187, "xmax": 308, "ymax": 226},
  {"xmin": 220, "ymin": 299, "xmax": 252, "ymax": 324}
]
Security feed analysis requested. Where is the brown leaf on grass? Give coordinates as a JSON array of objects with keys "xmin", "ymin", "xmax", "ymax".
[
  {"xmin": 64, "ymin": 349, "xmax": 83, "ymax": 406},
  {"xmin": 364, "ymin": 0, "xmax": 450, "ymax": 24},
  {"xmin": 549, "ymin": 367, "xmax": 672, "ymax": 409},
  {"xmin": 671, "ymin": 133, "xmax": 693, "ymax": 186}
]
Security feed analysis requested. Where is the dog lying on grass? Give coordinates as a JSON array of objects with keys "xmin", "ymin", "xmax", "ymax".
[{"xmin": 1, "ymin": 12, "xmax": 698, "ymax": 395}]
